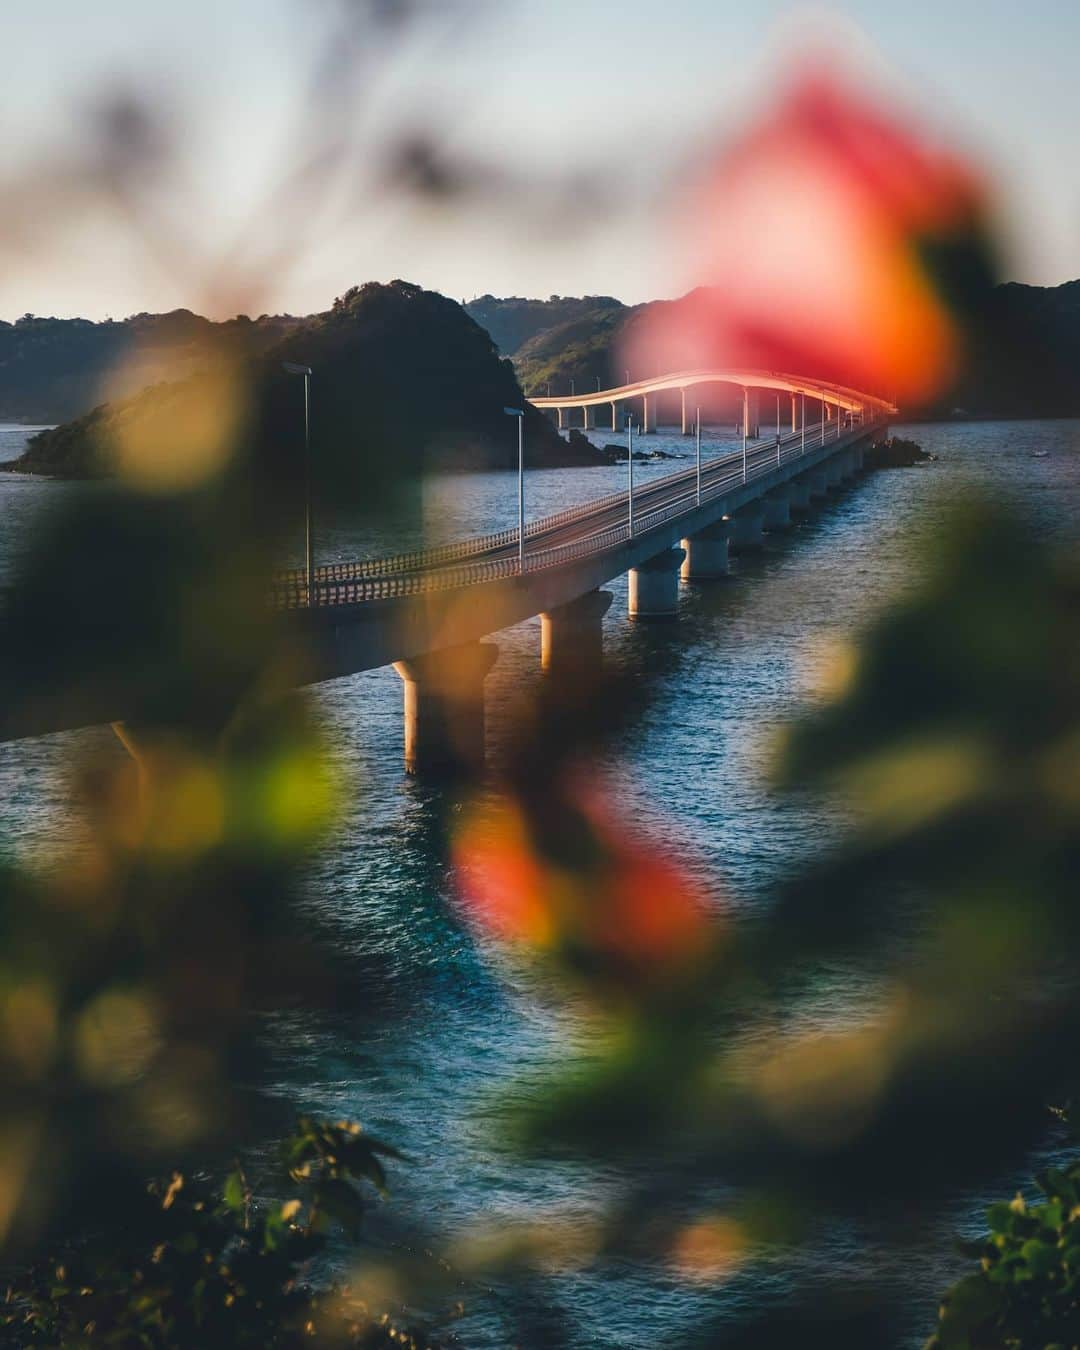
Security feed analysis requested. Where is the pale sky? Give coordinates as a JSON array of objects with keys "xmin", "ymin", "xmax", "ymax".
[{"xmin": 3, "ymin": 0, "xmax": 1078, "ymax": 320}]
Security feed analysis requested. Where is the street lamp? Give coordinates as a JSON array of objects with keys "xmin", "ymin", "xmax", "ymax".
[
  {"xmin": 775, "ymin": 392, "xmax": 782, "ymax": 466},
  {"xmin": 282, "ymin": 362, "xmax": 313, "ymax": 606},
  {"xmin": 626, "ymin": 414, "xmax": 635, "ymax": 538},
  {"xmin": 504, "ymin": 407, "xmax": 526, "ymax": 571},
  {"xmin": 695, "ymin": 406, "xmax": 702, "ymax": 506}
]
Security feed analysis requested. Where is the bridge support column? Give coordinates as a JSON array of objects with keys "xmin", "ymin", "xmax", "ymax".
[
  {"xmin": 723, "ymin": 502, "xmax": 766, "ymax": 553},
  {"xmin": 788, "ymin": 478, "xmax": 812, "ymax": 515},
  {"xmin": 807, "ymin": 469, "xmax": 829, "ymax": 500},
  {"xmin": 853, "ymin": 444, "xmax": 865, "ymax": 472},
  {"xmin": 582, "ymin": 405, "xmax": 594, "ymax": 430},
  {"xmin": 680, "ymin": 518, "xmax": 731, "ymax": 580},
  {"xmin": 681, "ymin": 389, "xmax": 689, "ymax": 436},
  {"xmin": 825, "ymin": 456, "xmax": 845, "ymax": 488},
  {"xmin": 729, "ymin": 502, "xmax": 766, "ymax": 553},
  {"xmin": 763, "ymin": 485, "xmax": 792, "ymax": 533},
  {"xmin": 643, "ymin": 394, "xmax": 657, "ymax": 433},
  {"xmin": 393, "ymin": 641, "xmax": 498, "ymax": 778},
  {"xmin": 628, "ymin": 547, "xmax": 685, "ymax": 619},
  {"xmin": 791, "ymin": 393, "xmax": 798, "ymax": 433},
  {"xmin": 611, "ymin": 401, "xmax": 619, "ymax": 431},
  {"xmin": 557, "ymin": 408, "xmax": 565, "ymax": 431},
  {"xmin": 540, "ymin": 589, "xmax": 613, "ymax": 679}
]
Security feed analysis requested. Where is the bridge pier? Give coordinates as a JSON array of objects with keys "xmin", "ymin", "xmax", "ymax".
[
  {"xmin": 557, "ymin": 408, "xmax": 565, "ymax": 431},
  {"xmin": 611, "ymin": 401, "xmax": 619, "ymax": 431},
  {"xmin": 540, "ymin": 589, "xmax": 613, "ymax": 678},
  {"xmin": 791, "ymin": 393, "xmax": 798, "ymax": 432},
  {"xmin": 681, "ymin": 389, "xmax": 690, "ymax": 436},
  {"xmin": 824, "ymin": 456, "xmax": 845, "ymax": 489},
  {"xmin": 680, "ymin": 519, "xmax": 731, "ymax": 580},
  {"xmin": 729, "ymin": 502, "xmax": 766, "ymax": 553},
  {"xmin": 806, "ymin": 468, "xmax": 829, "ymax": 500},
  {"xmin": 643, "ymin": 394, "xmax": 657, "ymax": 433},
  {"xmin": 628, "ymin": 547, "xmax": 685, "ymax": 619},
  {"xmin": 393, "ymin": 641, "xmax": 498, "ymax": 778},
  {"xmin": 582, "ymin": 405, "xmax": 594, "ymax": 430},
  {"xmin": 788, "ymin": 477, "xmax": 812, "ymax": 514},
  {"xmin": 763, "ymin": 485, "xmax": 792, "ymax": 533}
]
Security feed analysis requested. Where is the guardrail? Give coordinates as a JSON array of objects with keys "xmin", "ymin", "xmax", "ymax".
[
  {"xmin": 271, "ymin": 417, "xmax": 868, "ymax": 610},
  {"xmin": 273, "ymin": 419, "xmax": 840, "ymax": 590}
]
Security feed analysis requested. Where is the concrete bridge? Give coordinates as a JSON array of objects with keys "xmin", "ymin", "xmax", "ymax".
[
  {"xmin": 0, "ymin": 378, "xmax": 891, "ymax": 770},
  {"xmin": 274, "ymin": 410, "xmax": 889, "ymax": 774},
  {"xmin": 530, "ymin": 367, "xmax": 894, "ymax": 437}
]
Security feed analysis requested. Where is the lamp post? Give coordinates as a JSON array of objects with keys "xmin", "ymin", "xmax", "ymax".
[
  {"xmin": 695, "ymin": 406, "xmax": 702, "ymax": 506},
  {"xmin": 776, "ymin": 392, "xmax": 782, "ymax": 466},
  {"xmin": 801, "ymin": 393, "xmax": 805, "ymax": 454},
  {"xmin": 282, "ymin": 362, "xmax": 314, "ymax": 606},
  {"xmin": 504, "ymin": 407, "xmax": 526, "ymax": 571},
  {"xmin": 624, "ymin": 369, "xmax": 630, "ymax": 387},
  {"xmin": 627, "ymin": 414, "xmax": 635, "ymax": 538}
]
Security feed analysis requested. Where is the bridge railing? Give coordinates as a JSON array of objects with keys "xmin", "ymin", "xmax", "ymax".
[
  {"xmin": 271, "ymin": 481, "xmax": 638, "ymax": 588},
  {"xmin": 270, "ymin": 417, "xmax": 866, "ymax": 609},
  {"xmin": 271, "ymin": 422, "xmax": 834, "ymax": 590}
]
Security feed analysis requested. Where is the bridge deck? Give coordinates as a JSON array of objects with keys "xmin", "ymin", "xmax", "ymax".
[
  {"xmin": 274, "ymin": 419, "xmax": 848, "ymax": 608},
  {"xmin": 0, "ymin": 420, "xmax": 881, "ymax": 742}
]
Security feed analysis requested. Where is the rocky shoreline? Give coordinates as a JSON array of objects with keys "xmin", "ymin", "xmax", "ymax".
[{"xmin": 866, "ymin": 435, "xmax": 935, "ymax": 468}]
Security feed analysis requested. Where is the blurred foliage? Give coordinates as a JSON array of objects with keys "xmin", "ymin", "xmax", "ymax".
[
  {"xmin": 3, "ymin": 20, "xmax": 1078, "ymax": 1345},
  {"xmin": 451, "ymin": 492, "xmax": 1080, "ymax": 1345},
  {"xmin": 0, "ymin": 1116, "xmax": 440, "ymax": 1349},
  {"xmin": 928, "ymin": 1144, "xmax": 1080, "ymax": 1349}
]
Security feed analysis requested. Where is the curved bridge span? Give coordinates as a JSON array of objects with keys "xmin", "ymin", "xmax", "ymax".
[
  {"xmin": 1, "ymin": 415, "xmax": 889, "ymax": 771},
  {"xmin": 530, "ymin": 368, "xmax": 896, "ymax": 435}
]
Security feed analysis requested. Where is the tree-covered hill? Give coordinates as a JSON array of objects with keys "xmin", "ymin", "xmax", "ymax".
[
  {"xmin": 463, "ymin": 294, "xmax": 626, "ymax": 360},
  {"xmin": 512, "ymin": 302, "xmax": 636, "ymax": 397},
  {"xmin": 0, "ymin": 310, "xmax": 304, "ymax": 423},
  {"xmin": 478, "ymin": 280, "xmax": 1080, "ymax": 419},
  {"xmin": 6, "ymin": 282, "xmax": 606, "ymax": 480}
]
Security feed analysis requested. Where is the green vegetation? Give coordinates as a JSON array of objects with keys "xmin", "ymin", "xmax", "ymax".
[
  {"xmin": 1, "ymin": 1118, "xmax": 439, "ymax": 1348},
  {"xmin": 0, "ymin": 311, "xmax": 301, "ymax": 424},
  {"xmin": 512, "ymin": 301, "xmax": 630, "ymax": 397},
  {"xmin": 463, "ymin": 293, "xmax": 626, "ymax": 360},
  {"xmin": 476, "ymin": 280, "xmax": 1080, "ymax": 417},
  {"xmin": 929, "ymin": 1144, "xmax": 1080, "ymax": 1349},
  {"xmin": 7, "ymin": 282, "xmax": 610, "ymax": 480}
]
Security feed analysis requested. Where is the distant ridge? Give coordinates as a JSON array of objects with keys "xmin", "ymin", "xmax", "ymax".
[
  {"xmin": 468, "ymin": 281, "xmax": 1080, "ymax": 419},
  {"xmin": 5, "ymin": 277, "xmax": 1079, "ymax": 448}
]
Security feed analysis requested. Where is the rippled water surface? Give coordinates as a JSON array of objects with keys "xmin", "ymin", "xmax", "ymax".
[{"xmin": 2, "ymin": 418, "xmax": 1079, "ymax": 1346}]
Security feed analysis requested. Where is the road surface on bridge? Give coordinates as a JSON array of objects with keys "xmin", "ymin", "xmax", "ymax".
[{"xmin": 273, "ymin": 419, "xmax": 841, "ymax": 608}]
